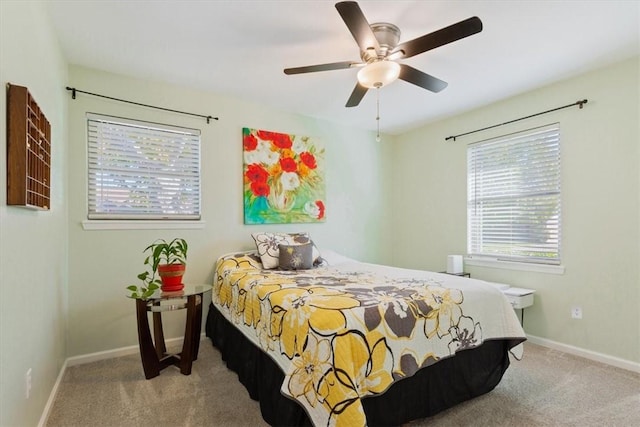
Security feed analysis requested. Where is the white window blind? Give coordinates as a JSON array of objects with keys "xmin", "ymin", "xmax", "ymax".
[
  {"xmin": 467, "ymin": 123, "xmax": 561, "ymax": 265},
  {"xmin": 87, "ymin": 113, "xmax": 201, "ymax": 220}
]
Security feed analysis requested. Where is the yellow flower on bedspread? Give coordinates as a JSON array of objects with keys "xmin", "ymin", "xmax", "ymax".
[
  {"xmin": 236, "ymin": 276, "xmax": 282, "ymax": 328},
  {"xmin": 235, "ymin": 272, "xmax": 295, "ymax": 327},
  {"xmin": 215, "ymin": 253, "xmax": 262, "ymax": 280},
  {"xmin": 216, "ymin": 272, "xmax": 239, "ymax": 309},
  {"xmin": 269, "ymin": 286, "xmax": 360, "ymax": 358},
  {"xmin": 214, "ymin": 253, "xmax": 262, "ymax": 308},
  {"xmin": 287, "ymin": 334, "xmax": 333, "ymax": 408},
  {"xmin": 317, "ymin": 330, "xmax": 394, "ymax": 427},
  {"xmin": 423, "ymin": 285, "xmax": 464, "ymax": 338}
]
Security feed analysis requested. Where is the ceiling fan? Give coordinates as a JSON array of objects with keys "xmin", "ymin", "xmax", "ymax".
[{"xmin": 284, "ymin": 1, "xmax": 483, "ymax": 108}]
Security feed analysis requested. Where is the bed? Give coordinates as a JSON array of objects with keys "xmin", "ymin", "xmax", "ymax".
[{"xmin": 206, "ymin": 248, "xmax": 526, "ymax": 426}]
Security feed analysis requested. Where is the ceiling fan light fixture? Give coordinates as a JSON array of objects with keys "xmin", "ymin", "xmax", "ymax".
[{"xmin": 357, "ymin": 61, "xmax": 401, "ymax": 88}]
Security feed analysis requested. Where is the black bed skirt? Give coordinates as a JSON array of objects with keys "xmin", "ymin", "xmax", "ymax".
[{"xmin": 206, "ymin": 302, "xmax": 514, "ymax": 426}]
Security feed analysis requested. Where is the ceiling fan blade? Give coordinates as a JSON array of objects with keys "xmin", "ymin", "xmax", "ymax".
[
  {"xmin": 345, "ymin": 83, "xmax": 368, "ymax": 107},
  {"xmin": 284, "ymin": 61, "xmax": 361, "ymax": 75},
  {"xmin": 399, "ymin": 64, "xmax": 448, "ymax": 93},
  {"xmin": 335, "ymin": 1, "xmax": 380, "ymax": 53},
  {"xmin": 392, "ymin": 16, "xmax": 483, "ymax": 59}
]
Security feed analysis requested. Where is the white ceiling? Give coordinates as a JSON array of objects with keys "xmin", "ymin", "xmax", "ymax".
[{"xmin": 44, "ymin": 0, "xmax": 639, "ymax": 134}]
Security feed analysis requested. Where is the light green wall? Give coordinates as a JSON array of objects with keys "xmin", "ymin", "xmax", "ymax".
[
  {"xmin": 0, "ymin": 1, "xmax": 69, "ymax": 426},
  {"xmin": 66, "ymin": 65, "xmax": 394, "ymax": 356},
  {"xmin": 392, "ymin": 57, "xmax": 640, "ymax": 364},
  {"xmin": 1, "ymin": 3, "xmax": 637, "ymax": 424}
]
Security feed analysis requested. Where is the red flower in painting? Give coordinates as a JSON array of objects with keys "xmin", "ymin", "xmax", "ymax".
[
  {"xmin": 256, "ymin": 130, "xmax": 293, "ymax": 149},
  {"xmin": 273, "ymin": 133, "xmax": 292, "ymax": 149},
  {"xmin": 245, "ymin": 163, "xmax": 269, "ymax": 183},
  {"xmin": 316, "ymin": 200, "xmax": 325, "ymax": 219},
  {"xmin": 250, "ymin": 181, "xmax": 270, "ymax": 197},
  {"xmin": 256, "ymin": 130, "xmax": 277, "ymax": 141},
  {"xmin": 243, "ymin": 133, "xmax": 258, "ymax": 151},
  {"xmin": 280, "ymin": 157, "xmax": 297, "ymax": 173},
  {"xmin": 299, "ymin": 151, "xmax": 317, "ymax": 169}
]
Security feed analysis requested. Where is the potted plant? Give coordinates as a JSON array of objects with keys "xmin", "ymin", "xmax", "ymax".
[{"xmin": 144, "ymin": 238, "xmax": 188, "ymax": 291}]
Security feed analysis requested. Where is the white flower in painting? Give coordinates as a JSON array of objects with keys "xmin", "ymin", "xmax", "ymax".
[
  {"xmin": 244, "ymin": 149, "xmax": 261, "ymax": 165},
  {"xmin": 260, "ymin": 148, "xmax": 280, "ymax": 165},
  {"xmin": 245, "ymin": 140, "xmax": 279, "ymax": 166},
  {"xmin": 280, "ymin": 172, "xmax": 300, "ymax": 191},
  {"xmin": 304, "ymin": 201, "xmax": 320, "ymax": 218},
  {"xmin": 291, "ymin": 138, "xmax": 307, "ymax": 154}
]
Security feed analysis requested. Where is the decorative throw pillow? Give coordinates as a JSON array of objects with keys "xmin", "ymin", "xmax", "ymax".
[
  {"xmin": 310, "ymin": 241, "xmax": 322, "ymax": 266},
  {"xmin": 290, "ymin": 234, "xmax": 323, "ymax": 265},
  {"xmin": 279, "ymin": 242, "xmax": 313, "ymax": 270},
  {"xmin": 251, "ymin": 232, "xmax": 313, "ymax": 269},
  {"xmin": 287, "ymin": 233, "xmax": 322, "ymax": 264}
]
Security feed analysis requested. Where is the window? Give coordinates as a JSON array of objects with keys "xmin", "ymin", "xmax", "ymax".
[
  {"xmin": 87, "ymin": 113, "xmax": 201, "ymax": 220},
  {"xmin": 467, "ymin": 123, "xmax": 561, "ymax": 265}
]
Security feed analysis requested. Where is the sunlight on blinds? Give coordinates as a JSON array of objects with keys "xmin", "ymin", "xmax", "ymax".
[{"xmin": 87, "ymin": 113, "xmax": 201, "ymax": 219}]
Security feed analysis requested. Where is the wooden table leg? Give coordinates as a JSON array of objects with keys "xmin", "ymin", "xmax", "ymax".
[
  {"xmin": 180, "ymin": 294, "xmax": 197, "ymax": 375},
  {"xmin": 192, "ymin": 294, "xmax": 203, "ymax": 361},
  {"xmin": 136, "ymin": 299, "xmax": 160, "ymax": 379},
  {"xmin": 152, "ymin": 307, "xmax": 166, "ymax": 359}
]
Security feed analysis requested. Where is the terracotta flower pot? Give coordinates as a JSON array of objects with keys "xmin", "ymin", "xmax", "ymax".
[{"xmin": 158, "ymin": 263, "xmax": 185, "ymax": 292}]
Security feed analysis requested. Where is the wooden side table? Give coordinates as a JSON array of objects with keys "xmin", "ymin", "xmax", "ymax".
[{"xmin": 133, "ymin": 284, "xmax": 212, "ymax": 379}]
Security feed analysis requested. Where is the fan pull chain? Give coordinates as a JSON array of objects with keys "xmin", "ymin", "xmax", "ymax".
[{"xmin": 375, "ymin": 85, "xmax": 381, "ymax": 142}]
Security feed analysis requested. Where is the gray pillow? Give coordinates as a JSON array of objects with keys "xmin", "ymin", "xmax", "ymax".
[{"xmin": 279, "ymin": 242, "xmax": 313, "ymax": 270}]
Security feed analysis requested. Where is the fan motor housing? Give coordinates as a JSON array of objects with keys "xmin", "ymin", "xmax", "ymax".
[{"xmin": 362, "ymin": 22, "xmax": 401, "ymax": 61}]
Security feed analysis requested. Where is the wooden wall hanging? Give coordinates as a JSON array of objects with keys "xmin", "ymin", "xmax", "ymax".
[{"xmin": 6, "ymin": 83, "xmax": 51, "ymax": 210}]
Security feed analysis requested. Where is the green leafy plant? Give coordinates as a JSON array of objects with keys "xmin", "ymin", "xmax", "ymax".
[
  {"xmin": 126, "ymin": 271, "xmax": 160, "ymax": 300},
  {"xmin": 126, "ymin": 238, "xmax": 188, "ymax": 299},
  {"xmin": 143, "ymin": 238, "xmax": 188, "ymax": 271}
]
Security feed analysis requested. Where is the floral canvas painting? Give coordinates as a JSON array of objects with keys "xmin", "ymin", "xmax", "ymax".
[{"xmin": 243, "ymin": 128, "xmax": 325, "ymax": 224}]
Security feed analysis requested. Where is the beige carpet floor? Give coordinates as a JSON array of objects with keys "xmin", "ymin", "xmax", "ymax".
[{"xmin": 45, "ymin": 341, "xmax": 640, "ymax": 427}]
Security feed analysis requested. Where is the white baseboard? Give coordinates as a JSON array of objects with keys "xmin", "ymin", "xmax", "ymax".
[
  {"xmin": 526, "ymin": 334, "xmax": 640, "ymax": 373},
  {"xmin": 66, "ymin": 333, "xmax": 206, "ymax": 366},
  {"xmin": 66, "ymin": 343, "xmax": 141, "ymax": 367},
  {"xmin": 39, "ymin": 333, "xmax": 208, "ymax": 425},
  {"xmin": 37, "ymin": 358, "xmax": 68, "ymax": 427}
]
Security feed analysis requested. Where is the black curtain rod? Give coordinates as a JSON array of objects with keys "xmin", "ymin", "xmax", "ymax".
[
  {"xmin": 65, "ymin": 86, "xmax": 218, "ymax": 124},
  {"xmin": 445, "ymin": 99, "xmax": 587, "ymax": 141}
]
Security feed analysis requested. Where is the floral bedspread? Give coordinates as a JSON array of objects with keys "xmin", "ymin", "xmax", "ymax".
[{"xmin": 212, "ymin": 252, "xmax": 526, "ymax": 427}]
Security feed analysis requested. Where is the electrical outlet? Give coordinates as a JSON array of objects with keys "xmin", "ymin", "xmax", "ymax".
[
  {"xmin": 25, "ymin": 368, "xmax": 32, "ymax": 399},
  {"xmin": 571, "ymin": 306, "xmax": 583, "ymax": 319}
]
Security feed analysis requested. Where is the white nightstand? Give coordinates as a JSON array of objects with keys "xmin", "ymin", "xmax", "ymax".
[{"xmin": 502, "ymin": 287, "xmax": 535, "ymax": 325}]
